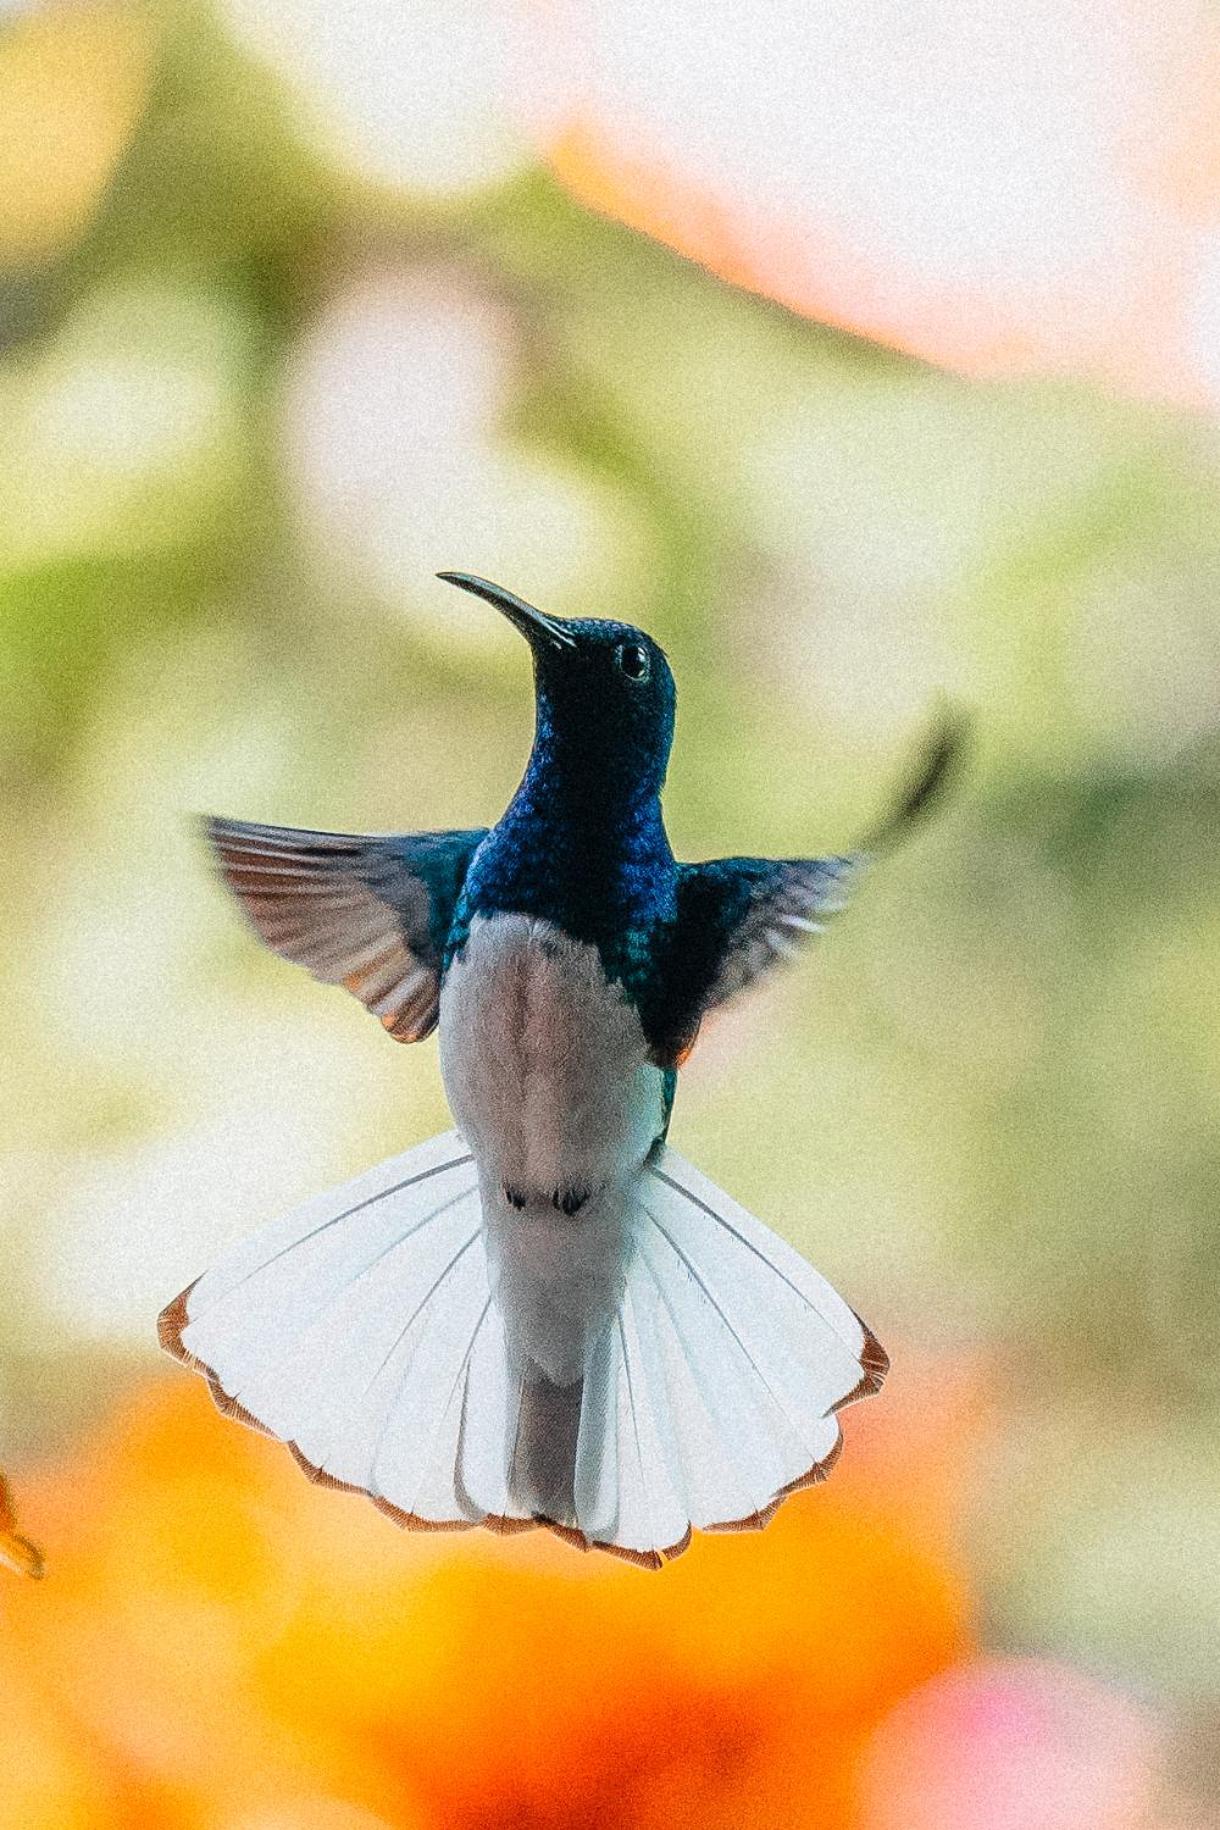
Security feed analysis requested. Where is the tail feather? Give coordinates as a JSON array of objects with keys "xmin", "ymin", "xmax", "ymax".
[
  {"xmin": 160, "ymin": 1133, "xmax": 885, "ymax": 1564},
  {"xmin": 511, "ymin": 1374, "xmax": 582, "ymax": 1522},
  {"xmin": 631, "ymin": 1228, "xmax": 803, "ymax": 1529},
  {"xmin": 456, "ymin": 1301, "xmax": 527, "ymax": 1522}
]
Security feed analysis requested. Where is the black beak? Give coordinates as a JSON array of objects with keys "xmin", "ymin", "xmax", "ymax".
[{"xmin": 437, "ymin": 572, "xmax": 576, "ymax": 651}]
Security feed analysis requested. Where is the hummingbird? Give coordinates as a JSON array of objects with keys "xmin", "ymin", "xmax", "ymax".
[{"xmin": 160, "ymin": 573, "xmax": 959, "ymax": 1567}]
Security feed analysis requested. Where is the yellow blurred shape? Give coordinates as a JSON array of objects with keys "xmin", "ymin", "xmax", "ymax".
[
  {"xmin": 0, "ymin": 2, "xmax": 154, "ymax": 266},
  {"xmin": 226, "ymin": 1809, "xmax": 402, "ymax": 1830},
  {"xmin": 0, "ymin": 1681, "xmax": 110, "ymax": 1830},
  {"xmin": 0, "ymin": 1470, "xmax": 42, "ymax": 1578}
]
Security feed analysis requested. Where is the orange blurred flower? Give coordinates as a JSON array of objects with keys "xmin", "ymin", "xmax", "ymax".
[{"xmin": 0, "ymin": 1359, "xmax": 976, "ymax": 1829}]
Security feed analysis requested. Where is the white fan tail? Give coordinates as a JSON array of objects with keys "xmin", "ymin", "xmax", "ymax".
[
  {"xmin": 570, "ymin": 1143, "xmax": 888, "ymax": 1564},
  {"xmin": 161, "ymin": 1129, "xmax": 534, "ymax": 1535},
  {"xmin": 161, "ymin": 1135, "xmax": 885, "ymax": 1563}
]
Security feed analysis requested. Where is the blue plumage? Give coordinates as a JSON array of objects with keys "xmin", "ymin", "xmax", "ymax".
[
  {"xmin": 454, "ymin": 612, "xmax": 678, "ymax": 987},
  {"xmin": 197, "ymin": 572, "xmax": 955, "ymax": 1118}
]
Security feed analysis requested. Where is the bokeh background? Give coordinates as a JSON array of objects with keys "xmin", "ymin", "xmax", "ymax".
[{"xmin": 3, "ymin": 1, "xmax": 1220, "ymax": 1824}]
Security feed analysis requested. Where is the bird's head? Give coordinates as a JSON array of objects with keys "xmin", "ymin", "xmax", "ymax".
[{"xmin": 438, "ymin": 572, "xmax": 676, "ymax": 800}]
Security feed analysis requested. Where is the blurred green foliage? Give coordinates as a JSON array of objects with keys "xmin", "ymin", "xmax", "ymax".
[{"xmin": 2, "ymin": 0, "xmax": 1219, "ymax": 1704}]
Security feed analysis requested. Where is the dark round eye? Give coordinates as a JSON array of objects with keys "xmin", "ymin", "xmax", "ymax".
[{"xmin": 615, "ymin": 642, "xmax": 651, "ymax": 682}]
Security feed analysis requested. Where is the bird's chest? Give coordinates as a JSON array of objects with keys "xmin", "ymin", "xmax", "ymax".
[{"xmin": 437, "ymin": 913, "xmax": 663, "ymax": 1205}]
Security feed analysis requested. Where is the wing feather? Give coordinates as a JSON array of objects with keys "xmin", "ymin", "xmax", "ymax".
[
  {"xmin": 206, "ymin": 817, "xmax": 486, "ymax": 1041},
  {"xmin": 646, "ymin": 712, "xmax": 965, "ymax": 1063}
]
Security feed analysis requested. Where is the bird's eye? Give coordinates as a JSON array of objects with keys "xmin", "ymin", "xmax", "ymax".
[{"xmin": 615, "ymin": 642, "xmax": 651, "ymax": 682}]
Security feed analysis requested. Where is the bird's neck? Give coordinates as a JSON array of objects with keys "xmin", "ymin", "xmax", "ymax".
[
  {"xmin": 469, "ymin": 735, "xmax": 676, "ymax": 947},
  {"xmin": 523, "ymin": 720, "xmax": 667, "ymax": 826}
]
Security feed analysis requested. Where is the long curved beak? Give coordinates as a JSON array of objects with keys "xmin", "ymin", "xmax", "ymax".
[{"xmin": 436, "ymin": 572, "xmax": 575, "ymax": 651}]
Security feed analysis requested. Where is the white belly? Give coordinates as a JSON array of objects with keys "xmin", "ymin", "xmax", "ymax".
[
  {"xmin": 438, "ymin": 913, "xmax": 663, "ymax": 1202},
  {"xmin": 437, "ymin": 913, "xmax": 665, "ymax": 1382}
]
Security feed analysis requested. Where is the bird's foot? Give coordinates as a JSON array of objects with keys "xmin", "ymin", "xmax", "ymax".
[
  {"xmin": 502, "ymin": 1181, "xmax": 593, "ymax": 1216},
  {"xmin": 554, "ymin": 1184, "xmax": 591, "ymax": 1217}
]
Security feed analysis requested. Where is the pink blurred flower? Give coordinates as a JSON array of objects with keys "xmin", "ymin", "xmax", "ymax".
[
  {"xmin": 858, "ymin": 1655, "xmax": 1164, "ymax": 1830},
  {"xmin": 521, "ymin": 0, "xmax": 1220, "ymax": 405}
]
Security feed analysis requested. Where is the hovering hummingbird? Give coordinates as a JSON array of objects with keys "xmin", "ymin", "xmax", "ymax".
[{"xmin": 160, "ymin": 573, "xmax": 959, "ymax": 1567}]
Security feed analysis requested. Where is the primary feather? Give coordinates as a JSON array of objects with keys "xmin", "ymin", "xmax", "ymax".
[{"xmin": 206, "ymin": 819, "xmax": 485, "ymax": 1041}]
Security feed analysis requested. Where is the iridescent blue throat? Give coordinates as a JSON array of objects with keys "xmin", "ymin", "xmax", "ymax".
[{"xmin": 453, "ymin": 673, "xmax": 678, "ymax": 992}]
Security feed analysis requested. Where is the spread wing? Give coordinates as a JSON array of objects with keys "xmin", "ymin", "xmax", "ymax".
[
  {"xmin": 205, "ymin": 818, "xmax": 487, "ymax": 1042},
  {"xmin": 644, "ymin": 854, "xmax": 861, "ymax": 1066},
  {"xmin": 684, "ymin": 855, "xmax": 861, "ymax": 1011},
  {"xmin": 646, "ymin": 712, "xmax": 965, "ymax": 1068}
]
